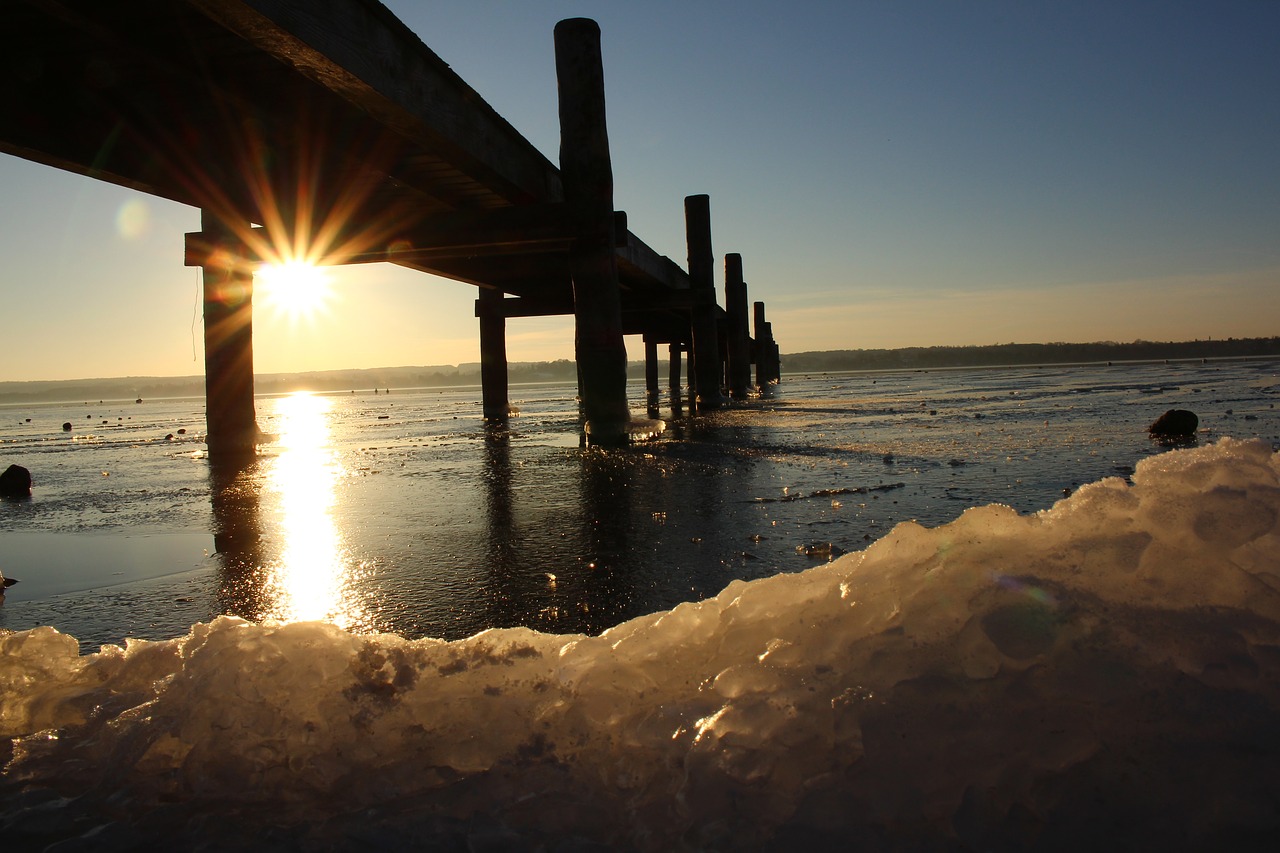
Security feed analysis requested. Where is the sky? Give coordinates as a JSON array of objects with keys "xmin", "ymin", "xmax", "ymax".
[{"xmin": 2, "ymin": 0, "xmax": 1277, "ymax": 382}]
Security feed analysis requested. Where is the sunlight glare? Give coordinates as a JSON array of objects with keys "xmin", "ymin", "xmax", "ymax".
[
  {"xmin": 257, "ymin": 259, "xmax": 334, "ymax": 323},
  {"xmin": 261, "ymin": 392, "xmax": 368, "ymax": 628}
]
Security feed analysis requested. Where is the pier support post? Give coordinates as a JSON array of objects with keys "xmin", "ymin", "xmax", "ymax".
[
  {"xmin": 751, "ymin": 300, "xmax": 781, "ymax": 386},
  {"xmin": 725, "ymin": 253, "xmax": 752, "ymax": 399},
  {"xmin": 685, "ymin": 194, "xmax": 724, "ymax": 410},
  {"xmin": 555, "ymin": 18, "xmax": 631, "ymax": 444},
  {"xmin": 200, "ymin": 209, "xmax": 257, "ymax": 459},
  {"xmin": 753, "ymin": 301, "xmax": 770, "ymax": 388},
  {"xmin": 477, "ymin": 287, "xmax": 510, "ymax": 419},
  {"xmin": 765, "ymin": 323, "xmax": 781, "ymax": 384},
  {"xmin": 644, "ymin": 336, "xmax": 660, "ymax": 397},
  {"xmin": 668, "ymin": 343, "xmax": 683, "ymax": 390}
]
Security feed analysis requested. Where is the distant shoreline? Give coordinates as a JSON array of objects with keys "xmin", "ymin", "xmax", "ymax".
[
  {"xmin": 783, "ymin": 337, "xmax": 1280, "ymax": 374},
  {"xmin": 1, "ymin": 337, "xmax": 1277, "ymax": 405}
]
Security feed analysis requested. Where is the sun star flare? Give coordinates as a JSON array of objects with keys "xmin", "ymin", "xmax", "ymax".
[{"xmin": 257, "ymin": 258, "xmax": 335, "ymax": 323}]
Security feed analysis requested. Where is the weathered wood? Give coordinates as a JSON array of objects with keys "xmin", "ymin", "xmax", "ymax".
[
  {"xmin": 724, "ymin": 253, "xmax": 752, "ymax": 399},
  {"xmin": 201, "ymin": 210, "xmax": 258, "ymax": 458},
  {"xmin": 752, "ymin": 302, "xmax": 780, "ymax": 386},
  {"xmin": 190, "ymin": 0, "xmax": 563, "ymax": 206},
  {"xmin": 669, "ymin": 343, "xmax": 683, "ymax": 390},
  {"xmin": 763, "ymin": 322, "xmax": 781, "ymax": 385},
  {"xmin": 754, "ymin": 301, "xmax": 770, "ymax": 387},
  {"xmin": 8, "ymin": 8, "xmax": 784, "ymax": 449},
  {"xmin": 685, "ymin": 194, "xmax": 724, "ymax": 410},
  {"xmin": 479, "ymin": 294, "xmax": 575, "ymax": 319},
  {"xmin": 186, "ymin": 206, "xmax": 629, "ymax": 269},
  {"xmin": 615, "ymin": 230, "xmax": 690, "ymax": 291},
  {"xmin": 477, "ymin": 287, "xmax": 510, "ymax": 419},
  {"xmin": 555, "ymin": 18, "xmax": 631, "ymax": 442},
  {"xmin": 643, "ymin": 336, "xmax": 660, "ymax": 395}
]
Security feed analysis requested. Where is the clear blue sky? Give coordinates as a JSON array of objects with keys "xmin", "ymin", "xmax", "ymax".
[{"xmin": 2, "ymin": 0, "xmax": 1276, "ymax": 381}]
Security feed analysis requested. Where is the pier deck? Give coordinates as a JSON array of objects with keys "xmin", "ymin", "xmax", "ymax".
[{"xmin": 2, "ymin": 0, "xmax": 779, "ymax": 451}]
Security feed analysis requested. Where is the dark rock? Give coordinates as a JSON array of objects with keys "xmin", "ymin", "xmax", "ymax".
[
  {"xmin": 1149, "ymin": 409, "xmax": 1198, "ymax": 437},
  {"xmin": 62, "ymin": 422, "xmax": 72, "ymax": 431},
  {"xmin": 0, "ymin": 464, "xmax": 33, "ymax": 498}
]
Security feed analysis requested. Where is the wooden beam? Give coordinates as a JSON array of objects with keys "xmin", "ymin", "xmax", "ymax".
[
  {"xmin": 475, "ymin": 295, "xmax": 575, "ymax": 319},
  {"xmin": 189, "ymin": 0, "xmax": 563, "ymax": 205},
  {"xmin": 185, "ymin": 206, "xmax": 629, "ymax": 267},
  {"xmin": 685, "ymin": 194, "xmax": 725, "ymax": 410},
  {"xmin": 555, "ymin": 17, "xmax": 631, "ymax": 443},
  {"xmin": 616, "ymin": 230, "xmax": 691, "ymax": 291},
  {"xmin": 724, "ymin": 253, "xmax": 752, "ymax": 399},
  {"xmin": 200, "ymin": 209, "xmax": 258, "ymax": 459},
  {"xmin": 477, "ymin": 287, "xmax": 510, "ymax": 419},
  {"xmin": 669, "ymin": 343, "xmax": 683, "ymax": 390},
  {"xmin": 622, "ymin": 289, "xmax": 715, "ymax": 312},
  {"xmin": 644, "ymin": 336, "xmax": 660, "ymax": 397}
]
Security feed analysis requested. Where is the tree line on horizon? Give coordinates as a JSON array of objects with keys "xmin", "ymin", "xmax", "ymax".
[
  {"xmin": 2, "ymin": 338, "xmax": 1277, "ymax": 404},
  {"xmin": 783, "ymin": 337, "xmax": 1280, "ymax": 373}
]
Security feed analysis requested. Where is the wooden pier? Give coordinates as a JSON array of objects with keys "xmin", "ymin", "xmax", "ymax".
[{"xmin": 2, "ymin": 0, "xmax": 780, "ymax": 455}]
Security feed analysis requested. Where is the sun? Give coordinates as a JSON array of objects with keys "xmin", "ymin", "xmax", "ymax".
[{"xmin": 256, "ymin": 259, "xmax": 334, "ymax": 322}]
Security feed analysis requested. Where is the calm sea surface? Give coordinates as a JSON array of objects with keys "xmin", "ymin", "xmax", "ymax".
[{"xmin": 2, "ymin": 359, "xmax": 1277, "ymax": 650}]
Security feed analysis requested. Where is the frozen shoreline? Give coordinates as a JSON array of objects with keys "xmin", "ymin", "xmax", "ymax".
[
  {"xmin": 2, "ymin": 360, "xmax": 1278, "ymax": 654},
  {"xmin": 3, "ymin": 438, "xmax": 1279, "ymax": 849}
]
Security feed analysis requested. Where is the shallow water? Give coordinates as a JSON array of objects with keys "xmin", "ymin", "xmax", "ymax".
[
  {"xmin": 3, "ymin": 436, "xmax": 1279, "ymax": 850},
  {"xmin": 1, "ymin": 358, "xmax": 1277, "ymax": 650}
]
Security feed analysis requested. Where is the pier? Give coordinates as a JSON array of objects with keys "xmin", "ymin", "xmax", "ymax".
[{"xmin": 2, "ymin": 0, "xmax": 780, "ymax": 456}]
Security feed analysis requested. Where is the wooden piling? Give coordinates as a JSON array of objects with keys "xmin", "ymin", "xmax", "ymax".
[
  {"xmin": 644, "ymin": 336, "xmax": 660, "ymax": 397},
  {"xmin": 477, "ymin": 287, "xmax": 510, "ymax": 419},
  {"xmin": 555, "ymin": 18, "xmax": 631, "ymax": 443},
  {"xmin": 762, "ymin": 322, "xmax": 773, "ymax": 381},
  {"xmin": 200, "ymin": 210, "xmax": 258, "ymax": 459},
  {"xmin": 668, "ymin": 342, "xmax": 683, "ymax": 390},
  {"xmin": 753, "ymin": 301, "xmax": 770, "ymax": 388},
  {"xmin": 724, "ymin": 253, "xmax": 752, "ymax": 399},
  {"xmin": 685, "ymin": 194, "xmax": 724, "ymax": 410}
]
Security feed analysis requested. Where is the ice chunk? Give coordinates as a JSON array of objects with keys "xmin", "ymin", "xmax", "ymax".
[{"xmin": 2, "ymin": 438, "xmax": 1280, "ymax": 850}]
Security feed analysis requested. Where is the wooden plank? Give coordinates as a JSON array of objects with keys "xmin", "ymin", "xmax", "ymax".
[
  {"xmin": 477, "ymin": 287, "xmax": 510, "ymax": 419},
  {"xmin": 185, "ymin": 205, "xmax": 632, "ymax": 267},
  {"xmin": 616, "ymin": 230, "xmax": 691, "ymax": 291},
  {"xmin": 685, "ymin": 194, "xmax": 725, "ymax": 409},
  {"xmin": 724, "ymin": 253, "xmax": 752, "ymax": 399},
  {"xmin": 189, "ymin": 0, "xmax": 562, "ymax": 205},
  {"xmin": 476, "ymin": 295, "xmax": 575, "ymax": 319},
  {"xmin": 200, "ymin": 209, "xmax": 259, "ymax": 457},
  {"xmin": 555, "ymin": 17, "xmax": 630, "ymax": 440}
]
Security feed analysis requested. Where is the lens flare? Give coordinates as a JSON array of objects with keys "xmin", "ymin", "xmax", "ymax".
[
  {"xmin": 116, "ymin": 198, "xmax": 151, "ymax": 239},
  {"xmin": 256, "ymin": 259, "xmax": 334, "ymax": 323}
]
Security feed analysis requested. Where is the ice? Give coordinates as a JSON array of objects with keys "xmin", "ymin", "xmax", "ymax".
[{"xmin": 3, "ymin": 438, "xmax": 1280, "ymax": 849}]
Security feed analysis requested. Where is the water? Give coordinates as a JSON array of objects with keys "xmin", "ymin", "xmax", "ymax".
[
  {"xmin": 2, "ymin": 359, "xmax": 1277, "ymax": 651},
  {"xmin": 3, "ymin": 359, "xmax": 1280, "ymax": 850}
]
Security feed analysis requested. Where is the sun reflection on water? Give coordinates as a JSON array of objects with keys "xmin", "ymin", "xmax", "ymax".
[{"xmin": 262, "ymin": 392, "xmax": 367, "ymax": 628}]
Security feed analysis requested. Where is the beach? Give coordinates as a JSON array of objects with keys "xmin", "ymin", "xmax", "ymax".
[
  {"xmin": 2, "ymin": 358, "xmax": 1279, "ymax": 849},
  {"xmin": 1, "ymin": 359, "xmax": 1277, "ymax": 648}
]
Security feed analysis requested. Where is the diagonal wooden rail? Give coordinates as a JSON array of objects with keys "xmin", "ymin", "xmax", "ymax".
[{"xmin": 1, "ymin": 0, "xmax": 780, "ymax": 455}]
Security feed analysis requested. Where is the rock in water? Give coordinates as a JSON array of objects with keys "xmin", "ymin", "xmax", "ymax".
[
  {"xmin": 0, "ymin": 464, "xmax": 32, "ymax": 498},
  {"xmin": 1149, "ymin": 408, "xmax": 1198, "ymax": 437}
]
